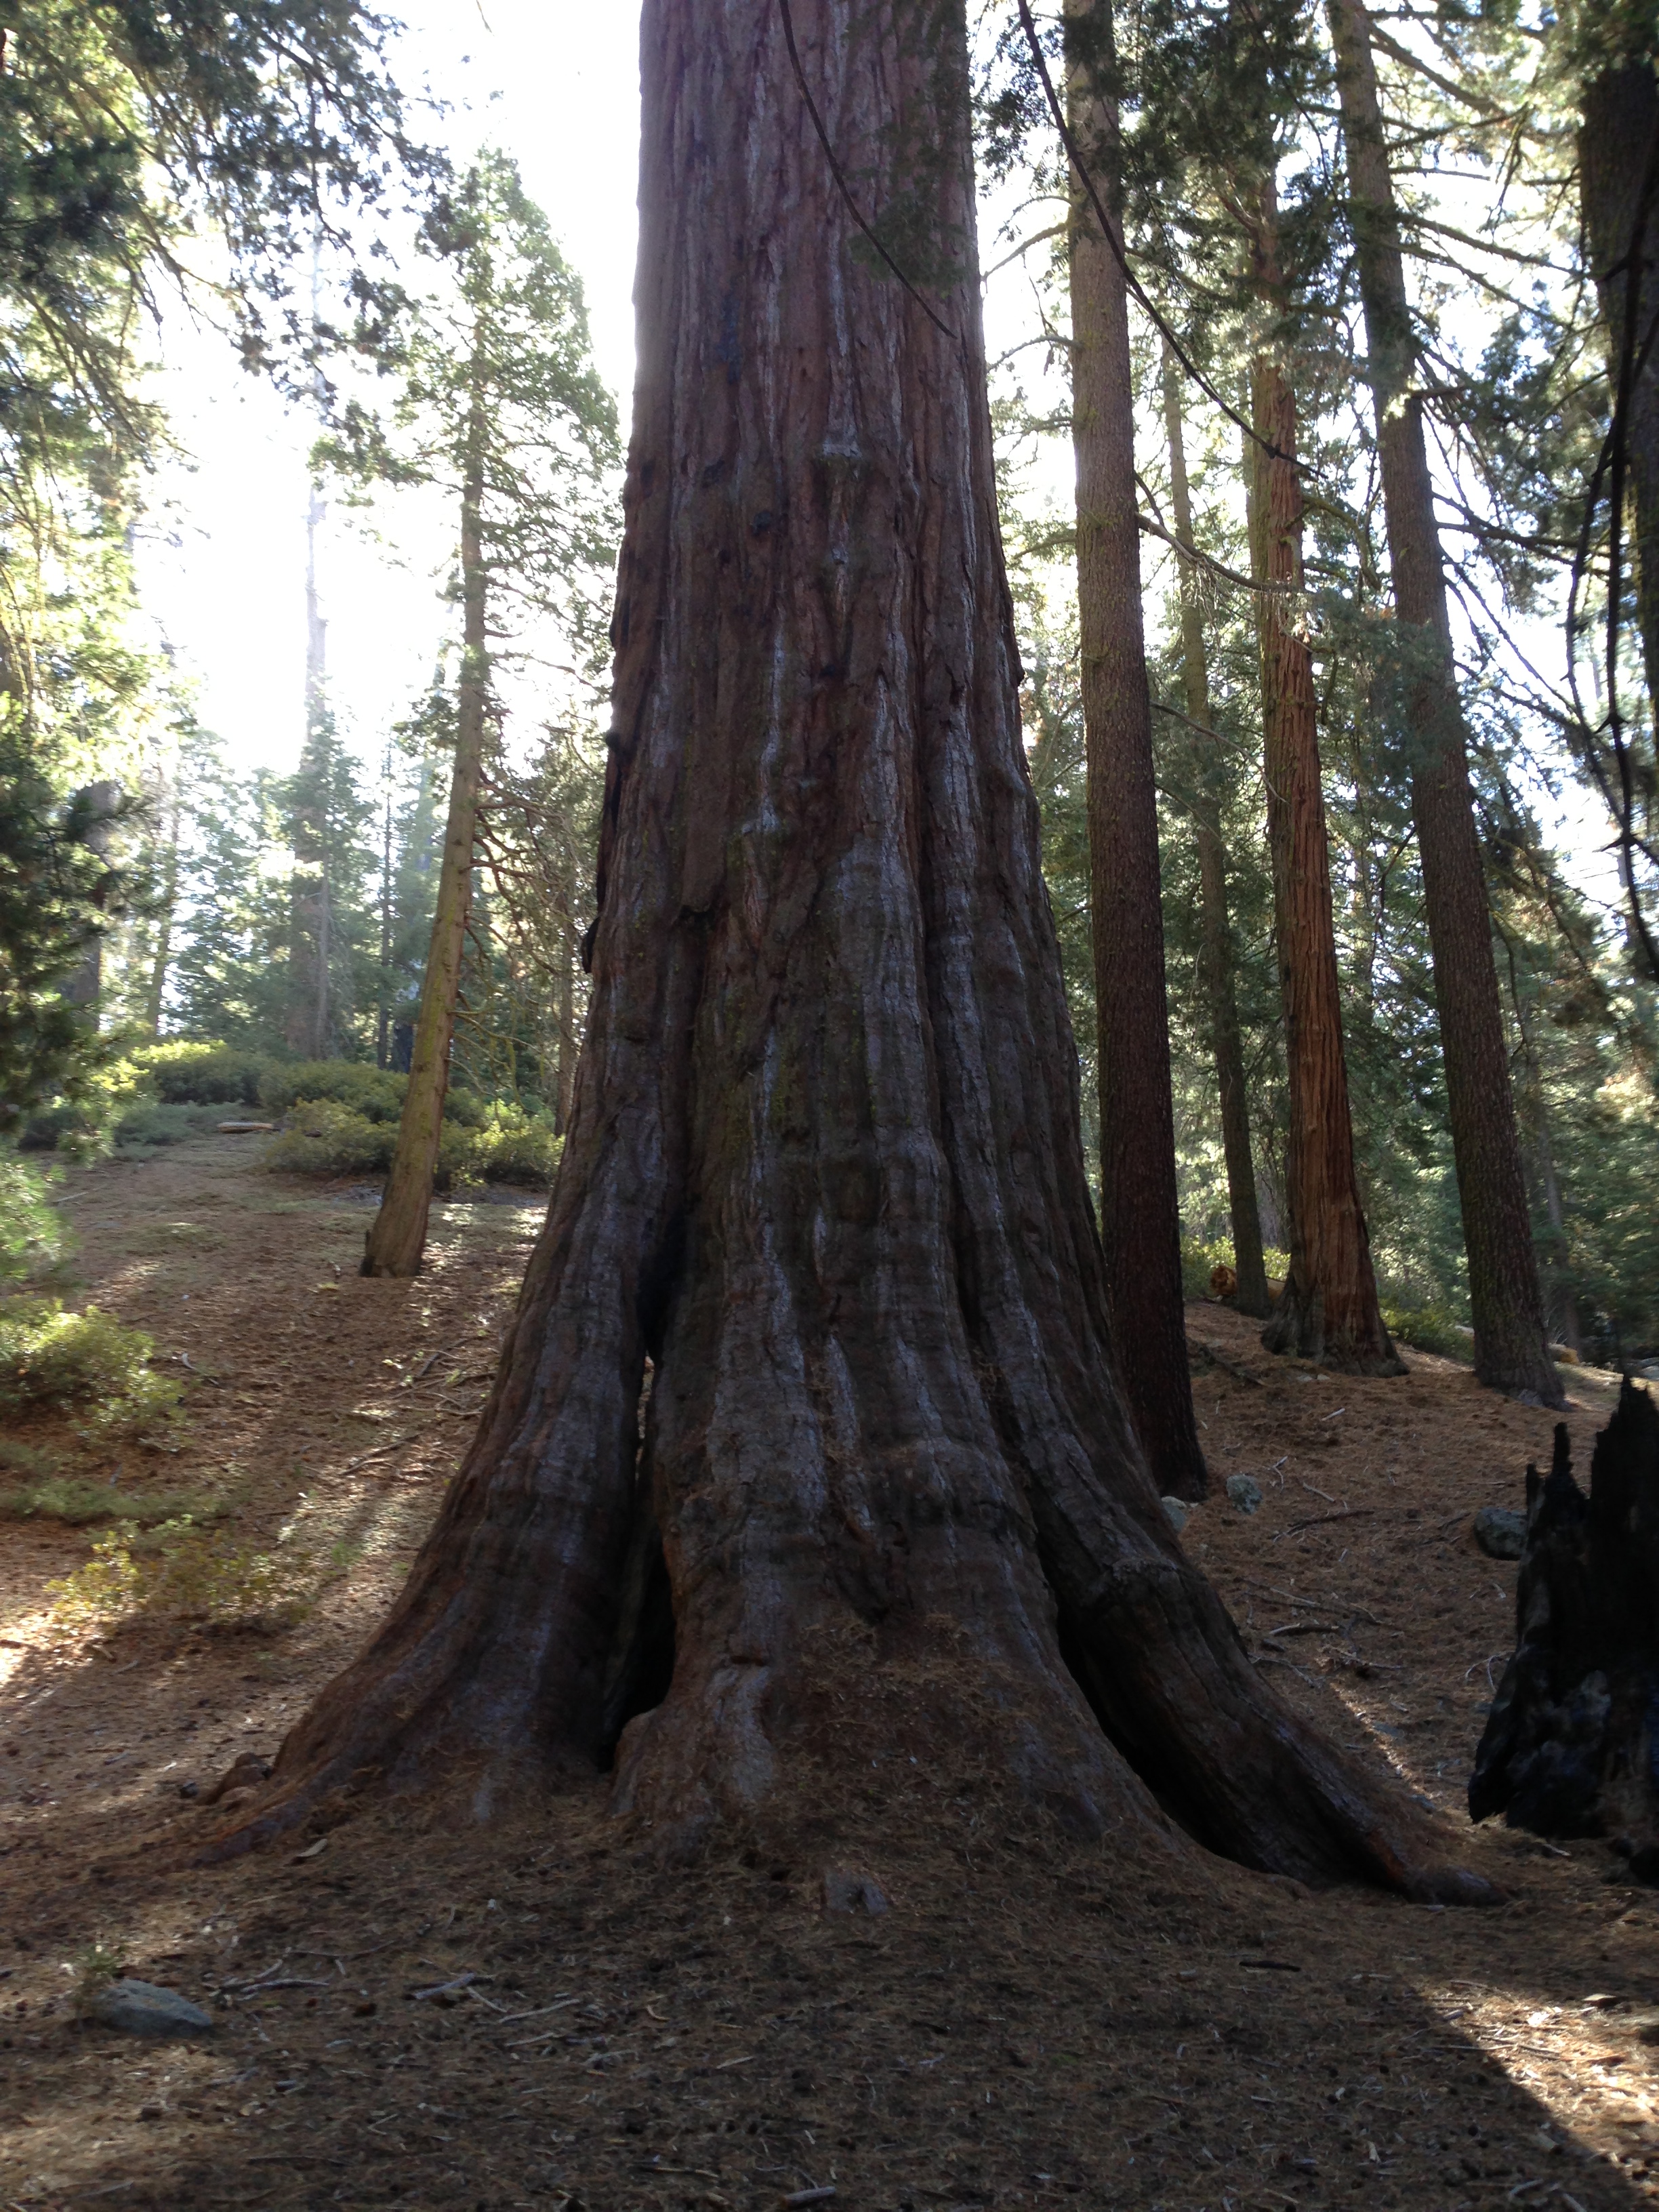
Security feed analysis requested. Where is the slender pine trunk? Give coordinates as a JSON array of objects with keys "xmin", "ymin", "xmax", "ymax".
[
  {"xmin": 144, "ymin": 783, "xmax": 180, "ymax": 1038},
  {"xmin": 1243, "ymin": 181, "xmax": 1400, "ymax": 1375},
  {"xmin": 1328, "ymin": 0, "xmax": 1561, "ymax": 1405},
  {"xmin": 361, "ymin": 367, "xmax": 490, "ymax": 1279},
  {"xmin": 376, "ymin": 747, "xmax": 394, "ymax": 1069},
  {"xmin": 1065, "ymin": 0, "xmax": 1206, "ymax": 1498},
  {"xmin": 1160, "ymin": 347, "xmax": 1269, "ymax": 1317}
]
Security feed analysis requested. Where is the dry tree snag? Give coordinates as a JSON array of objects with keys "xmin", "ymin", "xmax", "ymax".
[
  {"xmin": 205, "ymin": 0, "xmax": 1488, "ymax": 1905},
  {"xmin": 1470, "ymin": 1384, "xmax": 1659, "ymax": 1877},
  {"xmin": 1244, "ymin": 181, "xmax": 1401, "ymax": 1378}
]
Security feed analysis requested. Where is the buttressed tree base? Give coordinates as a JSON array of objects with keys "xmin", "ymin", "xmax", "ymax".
[{"xmin": 206, "ymin": 0, "xmax": 1491, "ymax": 1905}]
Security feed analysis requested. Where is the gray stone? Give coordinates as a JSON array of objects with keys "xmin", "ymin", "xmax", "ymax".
[
  {"xmin": 1225, "ymin": 1473, "xmax": 1263, "ymax": 1516},
  {"xmin": 821, "ymin": 1868, "xmax": 890, "ymax": 1916},
  {"xmin": 1161, "ymin": 1496, "xmax": 1190, "ymax": 1534},
  {"xmin": 88, "ymin": 1979, "xmax": 213, "ymax": 2037},
  {"xmin": 1474, "ymin": 1505, "xmax": 1526, "ymax": 1561}
]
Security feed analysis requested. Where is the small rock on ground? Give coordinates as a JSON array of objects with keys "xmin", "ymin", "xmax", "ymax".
[
  {"xmin": 1225, "ymin": 1473, "xmax": 1263, "ymax": 1515},
  {"xmin": 1161, "ymin": 1496, "xmax": 1190, "ymax": 1533},
  {"xmin": 822, "ymin": 1868, "xmax": 890, "ymax": 1916},
  {"xmin": 88, "ymin": 1980, "xmax": 213, "ymax": 2036},
  {"xmin": 1473, "ymin": 1505, "xmax": 1526, "ymax": 1561}
]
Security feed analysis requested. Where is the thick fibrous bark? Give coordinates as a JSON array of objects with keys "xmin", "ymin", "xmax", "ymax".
[
  {"xmin": 1244, "ymin": 186, "xmax": 1400, "ymax": 1377},
  {"xmin": 209, "ymin": 0, "xmax": 1490, "ymax": 1906},
  {"xmin": 1161, "ymin": 349, "xmax": 1269, "ymax": 1320},
  {"xmin": 1470, "ymin": 1384, "xmax": 1659, "ymax": 1875},
  {"xmin": 1328, "ymin": 0, "xmax": 1561, "ymax": 1408},
  {"xmin": 1580, "ymin": 62, "xmax": 1659, "ymax": 723},
  {"xmin": 1065, "ymin": 0, "xmax": 1206, "ymax": 1498},
  {"xmin": 361, "ymin": 381, "xmax": 489, "ymax": 1279}
]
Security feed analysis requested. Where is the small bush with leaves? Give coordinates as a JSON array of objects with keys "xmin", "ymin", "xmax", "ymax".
[
  {"xmin": 1380, "ymin": 1302, "xmax": 1472, "ymax": 1362},
  {"xmin": 47, "ymin": 1516, "xmax": 325, "ymax": 1631},
  {"xmin": 0, "ymin": 1152, "xmax": 66, "ymax": 1282},
  {"xmin": 0, "ymin": 1477, "xmax": 226, "ymax": 1527},
  {"xmin": 0, "ymin": 1299, "xmax": 182, "ymax": 1433},
  {"xmin": 452, "ymin": 1102, "xmax": 562, "ymax": 1187},
  {"xmin": 129, "ymin": 1041, "xmax": 270, "ymax": 1106}
]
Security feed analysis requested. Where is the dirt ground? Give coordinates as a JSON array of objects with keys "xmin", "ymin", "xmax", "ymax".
[{"xmin": 3, "ymin": 1130, "xmax": 1658, "ymax": 2212}]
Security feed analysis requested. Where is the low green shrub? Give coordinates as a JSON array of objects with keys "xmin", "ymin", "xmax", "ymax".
[
  {"xmin": 1181, "ymin": 1235, "xmax": 1291, "ymax": 1302},
  {"xmin": 0, "ymin": 1298, "xmax": 182, "ymax": 1433},
  {"xmin": 0, "ymin": 1476, "xmax": 226, "ymax": 1528},
  {"xmin": 47, "ymin": 1515, "xmax": 337, "ymax": 1630},
  {"xmin": 452, "ymin": 1102, "xmax": 562, "ymax": 1187},
  {"xmin": 1381, "ymin": 1301, "xmax": 1472, "ymax": 1361},
  {"xmin": 260, "ymin": 1061, "xmax": 409, "ymax": 1122},
  {"xmin": 112, "ymin": 1100, "xmax": 220, "ymax": 1149},
  {"xmin": 263, "ymin": 1099, "xmax": 396, "ymax": 1176},
  {"xmin": 130, "ymin": 1042, "xmax": 270, "ymax": 1107}
]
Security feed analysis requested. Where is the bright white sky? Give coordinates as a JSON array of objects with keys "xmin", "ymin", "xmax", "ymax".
[
  {"xmin": 136, "ymin": 0, "xmax": 647, "ymax": 772},
  {"xmin": 130, "ymin": 2, "xmax": 1614, "ymax": 920}
]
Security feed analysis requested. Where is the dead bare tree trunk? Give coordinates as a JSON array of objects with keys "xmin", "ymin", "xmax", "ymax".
[
  {"xmin": 1160, "ymin": 347, "xmax": 1269, "ymax": 1319},
  {"xmin": 1244, "ymin": 184, "xmax": 1401, "ymax": 1376},
  {"xmin": 209, "ymin": 0, "xmax": 1488, "ymax": 1907},
  {"xmin": 1471, "ymin": 1384, "xmax": 1659, "ymax": 1869},
  {"xmin": 1328, "ymin": 0, "xmax": 1561, "ymax": 1407},
  {"xmin": 1065, "ymin": 0, "xmax": 1207, "ymax": 1498},
  {"xmin": 361, "ymin": 368, "xmax": 489, "ymax": 1279}
]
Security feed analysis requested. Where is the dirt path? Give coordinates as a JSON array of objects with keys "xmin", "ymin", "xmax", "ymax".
[{"xmin": 2, "ymin": 1133, "xmax": 1657, "ymax": 2211}]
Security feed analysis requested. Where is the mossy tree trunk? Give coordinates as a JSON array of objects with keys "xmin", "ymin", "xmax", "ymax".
[{"xmin": 211, "ymin": 0, "xmax": 1489, "ymax": 1908}]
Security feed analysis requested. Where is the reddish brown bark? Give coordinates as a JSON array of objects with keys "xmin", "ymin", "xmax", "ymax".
[
  {"xmin": 1065, "ymin": 0, "xmax": 1208, "ymax": 1498},
  {"xmin": 1161, "ymin": 347, "xmax": 1270, "ymax": 1319},
  {"xmin": 1244, "ymin": 184, "xmax": 1401, "ymax": 1376},
  {"xmin": 205, "ymin": 0, "xmax": 1488, "ymax": 1906},
  {"xmin": 1328, "ymin": 0, "xmax": 1561, "ymax": 1406},
  {"xmin": 1579, "ymin": 62, "xmax": 1659, "ymax": 727}
]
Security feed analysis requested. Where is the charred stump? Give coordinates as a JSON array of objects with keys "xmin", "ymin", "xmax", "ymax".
[
  {"xmin": 199, "ymin": 0, "xmax": 1494, "ymax": 1908},
  {"xmin": 1470, "ymin": 1382, "xmax": 1659, "ymax": 1875}
]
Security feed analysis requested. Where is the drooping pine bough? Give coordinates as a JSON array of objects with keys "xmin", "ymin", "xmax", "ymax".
[{"xmin": 205, "ymin": 0, "xmax": 1492, "ymax": 1906}]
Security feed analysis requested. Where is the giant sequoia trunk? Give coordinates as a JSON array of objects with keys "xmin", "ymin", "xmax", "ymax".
[
  {"xmin": 1244, "ymin": 184, "xmax": 1401, "ymax": 1376},
  {"xmin": 1065, "ymin": 0, "xmax": 1207, "ymax": 1498},
  {"xmin": 1328, "ymin": 0, "xmax": 1561, "ymax": 1408},
  {"xmin": 361, "ymin": 375, "xmax": 490, "ymax": 1280},
  {"xmin": 1161, "ymin": 348, "xmax": 1270, "ymax": 1320},
  {"xmin": 209, "ymin": 0, "xmax": 1490, "ymax": 1904}
]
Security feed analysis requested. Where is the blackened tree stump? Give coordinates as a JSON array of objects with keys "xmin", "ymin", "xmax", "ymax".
[{"xmin": 1470, "ymin": 1381, "xmax": 1659, "ymax": 1876}]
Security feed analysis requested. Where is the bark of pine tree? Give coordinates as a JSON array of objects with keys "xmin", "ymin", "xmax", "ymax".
[
  {"xmin": 361, "ymin": 380, "xmax": 489, "ymax": 1279},
  {"xmin": 1579, "ymin": 60, "xmax": 1659, "ymax": 724},
  {"xmin": 1244, "ymin": 183, "xmax": 1401, "ymax": 1374},
  {"xmin": 1328, "ymin": 0, "xmax": 1561, "ymax": 1406},
  {"xmin": 287, "ymin": 477, "xmax": 332, "ymax": 1058},
  {"xmin": 1065, "ymin": 0, "xmax": 1207, "ymax": 1497},
  {"xmin": 207, "ymin": 0, "xmax": 1491, "ymax": 1906},
  {"xmin": 1161, "ymin": 349, "xmax": 1270, "ymax": 1319}
]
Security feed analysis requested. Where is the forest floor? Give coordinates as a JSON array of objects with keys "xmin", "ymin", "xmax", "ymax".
[{"xmin": 2, "ymin": 1130, "xmax": 1658, "ymax": 2212}]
